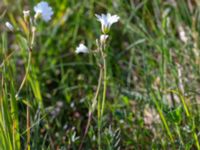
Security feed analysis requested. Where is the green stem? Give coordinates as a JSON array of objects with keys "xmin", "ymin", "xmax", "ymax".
[
  {"xmin": 193, "ymin": 131, "xmax": 200, "ymax": 150},
  {"xmin": 175, "ymin": 123, "xmax": 184, "ymax": 147},
  {"xmin": 79, "ymin": 67, "xmax": 103, "ymax": 150},
  {"xmin": 15, "ymin": 50, "xmax": 32, "ymax": 150},
  {"xmin": 179, "ymin": 96, "xmax": 200, "ymax": 149},
  {"xmin": 171, "ymin": 90, "xmax": 200, "ymax": 149},
  {"xmin": 0, "ymin": 51, "xmax": 16, "ymax": 68},
  {"xmin": 26, "ymin": 104, "xmax": 30, "ymax": 150},
  {"xmin": 151, "ymin": 93, "xmax": 174, "ymax": 143},
  {"xmin": 15, "ymin": 51, "xmax": 32, "ymax": 98},
  {"xmin": 98, "ymin": 44, "xmax": 107, "ymax": 150},
  {"xmin": 100, "ymin": 53, "xmax": 107, "ymax": 118},
  {"xmin": 98, "ymin": 95, "xmax": 101, "ymax": 150}
]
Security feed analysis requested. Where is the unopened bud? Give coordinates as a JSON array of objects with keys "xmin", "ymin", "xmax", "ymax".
[
  {"xmin": 100, "ymin": 34, "xmax": 109, "ymax": 45},
  {"xmin": 31, "ymin": 26, "xmax": 37, "ymax": 48},
  {"xmin": 34, "ymin": 11, "xmax": 42, "ymax": 21},
  {"xmin": 32, "ymin": 26, "xmax": 36, "ymax": 33},
  {"xmin": 5, "ymin": 22, "xmax": 14, "ymax": 31},
  {"xmin": 23, "ymin": 10, "xmax": 30, "ymax": 23}
]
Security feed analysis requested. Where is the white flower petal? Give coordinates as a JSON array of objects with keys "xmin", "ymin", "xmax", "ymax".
[
  {"xmin": 96, "ymin": 13, "xmax": 120, "ymax": 33},
  {"xmin": 75, "ymin": 44, "xmax": 89, "ymax": 54}
]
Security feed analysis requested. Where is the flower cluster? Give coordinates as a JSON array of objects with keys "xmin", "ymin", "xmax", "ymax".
[
  {"xmin": 75, "ymin": 13, "xmax": 119, "ymax": 150},
  {"xmin": 4, "ymin": 1, "xmax": 54, "ymax": 98},
  {"xmin": 5, "ymin": 1, "xmax": 53, "ymax": 32},
  {"xmin": 4, "ymin": 3, "xmax": 120, "ymax": 149},
  {"xmin": 76, "ymin": 13, "xmax": 120, "ymax": 54},
  {"xmin": 5, "ymin": 1, "xmax": 54, "ymax": 51}
]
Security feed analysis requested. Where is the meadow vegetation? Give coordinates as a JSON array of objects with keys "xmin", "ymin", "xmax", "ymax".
[{"xmin": 1, "ymin": 0, "xmax": 200, "ymax": 149}]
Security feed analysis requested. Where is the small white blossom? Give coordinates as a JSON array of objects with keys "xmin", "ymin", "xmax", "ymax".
[
  {"xmin": 34, "ymin": 1, "xmax": 53, "ymax": 22},
  {"xmin": 100, "ymin": 34, "xmax": 109, "ymax": 44},
  {"xmin": 5, "ymin": 22, "xmax": 14, "ymax": 31},
  {"xmin": 75, "ymin": 44, "xmax": 89, "ymax": 54},
  {"xmin": 95, "ymin": 13, "xmax": 120, "ymax": 33}
]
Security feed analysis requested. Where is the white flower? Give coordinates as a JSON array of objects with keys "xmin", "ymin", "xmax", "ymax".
[
  {"xmin": 5, "ymin": 22, "xmax": 14, "ymax": 31},
  {"xmin": 75, "ymin": 44, "xmax": 89, "ymax": 54},
  {"xmin": 34, "ymin": 1, "xmax": 53, "ymax": 22},
  {"xmin": 95, "ymin": 13, "xmax": 120, "ymax": 33},
  {"xmin": 100, "ymin": 34, "xmax": 109, "ymax": 44}
]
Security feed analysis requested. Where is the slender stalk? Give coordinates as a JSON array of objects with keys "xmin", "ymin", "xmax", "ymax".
[
  {"xmin": 193, "ymin": 131, "xmax": 200, "ymax": 150},
  {"xmin": 15, "ymin": 15, "xmax": 35, "ymax": 98},
  {"xmin": 0, "ymin": 51, "xmax": 16, "ymax": 68},
  {"xmin": 175, "ymin": 124, "xmax": 184, "ymax": 147},
  {"xmin": 178, "ymin": 93, "xmax": 200, "ymax": 149},
  {"xmin": 170, "ymin": 90, "xmax": 200, "ymax": 149},
  {"xmin": 178, "ymin": 92, "xmax": 190, "ymax": 117},
  {"xmin": 100, "ymin": 51, "xmax": 107, "ymax": 118},
  {"xmin": 26, "ymin": 104, "xmax": 30, "ymax": 150},
  {"xmin": 150, "ymin": 93, "xmax": 174, "ymax": 143},
  {"xmin": 98, "ymin": 44, "xmax": 107, "ymax": 150},
  {"xmin": 15, "ymin": 51, "xmax": 32, "ymax": 98},
  {"xmin": 97, "ymin": 97, "xmax": 101, "ymax": 150},
  {"xmin": 15, "ymin": 50, "xmax": 32, "ymax": 150},
  {"xmin": 78, "ymin": 66, "xmax": 103, "ymax": 150}
]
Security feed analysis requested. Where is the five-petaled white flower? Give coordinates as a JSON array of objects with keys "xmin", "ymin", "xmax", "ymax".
[
  {"xmin": 95, "ymin": 13, "xmax": 120, "ymax": 34},
  {"xmin": 34, "ymin": 1, "xmax": 53, "ymax": 22},
  {"xmin": 5, "ymin": 22, "xmax": 14, "ymax": 31},
  {"xmin": 75, "ymin": 44, "xmax": 89, "ymax": 54}
]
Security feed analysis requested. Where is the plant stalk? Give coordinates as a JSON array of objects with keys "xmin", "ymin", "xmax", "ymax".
[
  {"xmin": 79, "ymin": 66, "xmax": 103, "ymax": 150},
  {"xmin": 15, "ymin": 51, "xmax": 32, "ymax": 98}
]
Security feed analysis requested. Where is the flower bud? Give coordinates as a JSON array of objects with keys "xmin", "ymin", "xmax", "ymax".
[
  {"xmin": 100, "ymin": 34, "xmax": 109, "ymax": 45},
  {"xmin": 31, "ymin": 26, "xmax": 37, "ymax": 48},
  {"xmin": 34, "ymin": 11, "xmax": 42, "ymax": 21},
  {"xmin": 32, "ymin": 26, "xmax": 37, "ymax": 33},
  {"xmin": 23, "ymin": 10, "xmax": 30, "ymax": 23},
  {"xmin": 5, "ymin": 22, "xmax": 14, "ymax": 31}
]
